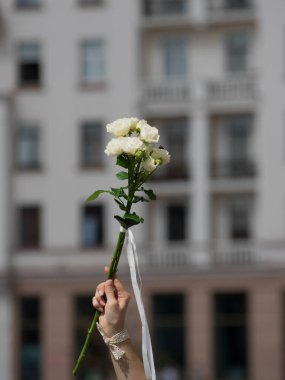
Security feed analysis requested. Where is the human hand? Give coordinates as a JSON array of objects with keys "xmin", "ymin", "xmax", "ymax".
[{"xmin": 92, "ymin": 268, "xmax": 131, "ymax": 337}]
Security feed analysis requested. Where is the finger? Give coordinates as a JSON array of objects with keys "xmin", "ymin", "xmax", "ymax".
[
  {"xmin": 95, "ymin": 289, "xmax": 105, "ymax": 307},
  {"xmin": 92, "ymin": 296, "xmax": 104, "ymax": 313},
  {"xmin": 104, "ymin": 279, "xmax": 116, "ymax": 302},
  {"xmin": 113, "ymin": 277, "xmax": 127, "ymax": 295}
]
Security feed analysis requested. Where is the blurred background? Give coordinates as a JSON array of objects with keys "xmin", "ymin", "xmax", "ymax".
[{"xmin": 0, "ymin": 0, "xmax": 285, "ymax": 379}]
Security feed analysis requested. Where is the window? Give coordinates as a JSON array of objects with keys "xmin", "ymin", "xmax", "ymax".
[
  {"xmin": 17, "ymin": 43, "xmax": 41, "ymax": 86},
  {"xmin": 74, "ymin": 296, "xmax": 112, "ymax": 379},
  {"xmin": 162, "ymin": 37, "xmax": 187, "ymax": 79},
  {"xmin": 225, "ymin": 32, "xmax": 249, "ymax": 72},
  {"xmin": 227, "ymin": 115, "xmax": 254, "ymax": 177},
  {"xmin": 19, "ymin": 206, "xmax": 41, "ymax": 248},
  {"xmin": 152, "ymin": 294, "xmax": 185, "ymax": 376},
  {"xmin": 81, "ymin": 40, "xmax": 105, "ymax": 83},
  {"xmin": 229, "ymin": 200, "xmax": 251, "ymax": 240},
  {"xmin": 144, "ymin": 0, "xmax": 187, "ymax": 15},
  {"xmin": 16, "ymin": 0, "xmax": 41, "ymax": 7},
  {"xmin": 82, "ymin": 205, "xmax": 103, "ymax": 247},
  {"xmin": 165, "ymin": 119, "xmax": 189, "ymax": 178},
  {"xmin": 16, "ymin": 126, "xmax": 40, "ymax": 169},
  {"xmin": 167, "ymin": 204, "xmax": 187, "ymax": 241},
  {"xmin": 20, "ymin": 297, "xmax": 41, "ymax": 380},
  {"xmin": 224, "ymin": 0, "xmax": 252, "ymax": 9},
  {"xmin": 81, "ymin": 121, "xmax": 103, "ymax": 167},
  {"xmin": 151, "ymin": 118, "xmax": 189, "ymax": 180},
  {"xmin": 78, "ymin": 0, "xmax": 103, "ymax": 6},
  {"xmin": 214, "ymin": 293, "xmax": 248, "ymax": 380}
]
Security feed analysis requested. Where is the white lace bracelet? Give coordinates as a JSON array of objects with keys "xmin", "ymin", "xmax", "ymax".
[{"xmin": 97, "ymin": 322, "xmax": 130, "ymax": 360}]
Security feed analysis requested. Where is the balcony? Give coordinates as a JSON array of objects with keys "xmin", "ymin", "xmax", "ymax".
[
  {"xmin": 206, "ymin": 73, "xmax": 257, "ymax": 107},
  {"xmin": 141, "ymin": 241, "xmax": 285, "ymax": 271},
  {"xmin": 142, "ymin": 81, "xmax": 190, "ymax": 112},
  {"xmin": 141, "ymin": 0, "xmax": 191, "ymax": 29},
  {"xmin": 151, "ymin": 163, "xmax": 190, "ymax": 181},
  {"xmin": 212, "ymin": 240, "xmax": 254, "ymax": 265},
  {"xmin": 207, "ymin": 0, "xmax": 255, "ymax": 24},
  {"xmin": 210, "ymin": 158, "xmax": 256, "ymax": 179}
]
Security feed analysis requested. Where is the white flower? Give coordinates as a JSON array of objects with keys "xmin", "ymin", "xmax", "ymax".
[
  {"xmin": 138, "ymin": 120, "xmax": 159, "ymax": 143},
  {"xmin": 151, "ymin": 148, "xmax": 171, "ymax": 164},
  {"xmin": 142, "ymin": 157, "xmax": 158, "ymax": 172},
  {"xmin": 120, "ymin": 136, "xmax": 145, "ymax": 155},
  {"xmin": 105, "ymin": 138, "xmax": 124, "ymax": 156},
  {"xmin": 106, "ymin": 117, "xmax": 139, "ymax": 137}
]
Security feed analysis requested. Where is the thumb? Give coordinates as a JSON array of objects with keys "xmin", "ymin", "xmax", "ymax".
[{"xmin": 104, "ymin": 279, "xmax": 116, "ymax": 302}]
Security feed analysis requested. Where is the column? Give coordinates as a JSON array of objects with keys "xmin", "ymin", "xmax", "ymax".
[
  {"xmin": 250, "ymin": 288, "xmax": 283, "ymax": 380},
  {"xmin": 190, "ymin": 0, "xmax": 207, "ymax": 25},
  {"xmin": 42, "ymin": 291, "xmax": 73, "ymax": 380},
  {"xmin": 0, "ymin": 99, "xmax": 12, "ymax": 380},
  {"xmin": 189, "ymin": 289, "xmax": 212, "ymax": 380},
  {"xmin": 191, "ymin": 88, "xmax": 210, "ymax": 264}
]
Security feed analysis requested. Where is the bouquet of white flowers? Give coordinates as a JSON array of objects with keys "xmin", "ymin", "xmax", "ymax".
[{"xmin": 72, "ymin": 117, "xmax": 170, "ymax": 375}]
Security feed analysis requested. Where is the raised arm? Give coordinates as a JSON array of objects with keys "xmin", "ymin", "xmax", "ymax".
[{"xmin": 92, "ymin": 273, "xmax": 147, "ymax": 380}]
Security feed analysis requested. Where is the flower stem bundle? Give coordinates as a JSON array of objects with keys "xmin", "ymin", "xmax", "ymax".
[{"xmin": 72, "ymin": 117, "xmax": 170, "ymax": 376}]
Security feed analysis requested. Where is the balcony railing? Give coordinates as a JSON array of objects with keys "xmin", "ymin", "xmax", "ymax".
[
  {"xmin": 143, "ymin": 0, "xmax": 187, "ymax": 16},
  {"xmin": 208, "ymin": 0, "xmax": 254, "ymax": 21},
  {"xmin": 207, "ymin": 74, "xmax": 257, "ymax": 104},
  {"xmin": 210, "ymin": 158, "xmax": 256, "ymax": 179},
  {"xmin": 142, "ymin": 81, "xmax": 190, "ymax": 107},
  {"xmin": 151, "ymin": 164, "xmax": 190, "ymax": 181},
  {"xmin": 212, "ymin": 240, "xmax": 254, "ymax": 265}
]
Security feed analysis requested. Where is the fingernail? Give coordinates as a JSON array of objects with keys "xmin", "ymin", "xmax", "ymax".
[{"xmin": 99, "ymin": 290, "xmax": 104, "ymax": 296}]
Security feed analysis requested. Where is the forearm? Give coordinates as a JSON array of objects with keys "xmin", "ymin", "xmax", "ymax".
[{"xmin": 109, "ymin": 339, "xmax": 147, "ymax": 380}]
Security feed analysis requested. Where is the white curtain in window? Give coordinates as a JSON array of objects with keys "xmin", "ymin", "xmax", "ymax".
[
  {"xmin": 81, "ymin": 41, "xmax": 105, "ymax": 82},
  {"xmin": 162, "ymin": 37, "xmax": 187, "ymax": 79}
]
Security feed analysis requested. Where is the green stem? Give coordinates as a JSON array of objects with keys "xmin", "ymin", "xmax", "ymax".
[{"xmin": 72, "ymin": 230, "xmax": 126, "ymax": 376}]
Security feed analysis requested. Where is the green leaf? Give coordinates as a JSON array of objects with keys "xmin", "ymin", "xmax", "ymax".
[
  {"xmin": 114, "ymin": 215, "xmax": 128, "ymax": 229},
  {"xmin": 143, "ymin": 189, "xmax": 157, "ymax": 200},
  {"xmin": 116, "ymin": 171, "xmax": 129, "ymax": 180},
  {"xmin": 116, "ymin": 155, "xmax": 129, "ymax": 169},
  {"xmin": 114, "ymin": 199, "xmax": 127, "ymax": 211},
  {"xmin": 125, "ymin": 213, "xmax": 141, "ymax": 223},
  {"xmin": 86, "ymin": 190, "xmax": 109, "ymax": 203},
  {"xmin": 125, "ymin": 213, "xmax": 144, "ymax": 225},
  {"xmin": 133, "ymin": 196, "xmax": 148, "ymax": 203}
]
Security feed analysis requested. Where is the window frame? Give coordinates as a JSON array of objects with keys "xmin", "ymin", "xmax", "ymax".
[
  {"xmin": 80, "ymin": 39, "xmax": 106, "ymax": 86},
  {"xmin": 81, "ymin": 204, "xmax": 104, "ymax": 248},
  {"xmin": 17, "ymin": 41, "xmax": 42, "ymax": 88},
  {"xmin": 18, "ymin": 205, "xmax": 41, "ymax": 249},
  {"xmin": 80, "ymin": 120, "xmax": 104, "ymax": 169},
  {"xmin": 15, "ymin": 124, "xmax": 41, "ymax": 171}
]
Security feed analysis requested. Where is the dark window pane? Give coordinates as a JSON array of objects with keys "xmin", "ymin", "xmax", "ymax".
[
  {"xmin": 20, "ymin": 297, "xmax": 41, "ymax": 380},
  {"xmin": 152, "ymin": 294, "xmax": 184, "ymax": 374},
  {"xmin": 16, "ymin": 126, "xmax": 40, "ymax": 169},
  {"xmin": 224, "ymin": 0, "xmax": 252, "ymax": 9},
  {"xmin": 153, "ymin": 294, "xmax": 184, "ymax": 316},
  {"xmin": 143, "ymin": 0, "xmax": 187, "ymax": 15},
  {"xmin": 229, "ymin": 201, "xmax": 250, "ymax": 240},
  {"xmin": 17, "ymin": 0, "xmax": 40, "ymax": 6},
  {"xmin": 17, "ymin": 43, "xmax": 41, "ymax": 86},
  {"xmin": 19, "ymin": 206, "xmax": 41, "ymax": 248},
  {"xmin": 226, "ymin": 32, "xmax": 249, "ymax": 72},
  {"xmin": 81, "ymin": 122, "xmax": 102, "ymax": 166},
  {"xmin": 82, "ymin": 205, "xmax": 103, "ymax": 247},
  {"xmin": 19, "ymin": 63, "xmax": 40, "ymax": 85},
  {"xmin": 167, "ymin": 204, "xmax": 187, "ymax": 241},
  {"xmin": 214, "ymin": 293, "xmax": 247, "ymax": 380}
]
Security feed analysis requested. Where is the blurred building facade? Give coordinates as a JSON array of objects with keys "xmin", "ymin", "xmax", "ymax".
[{"xmin": 0, "ymin": 0, "xmax": 285, "ymax": 379}]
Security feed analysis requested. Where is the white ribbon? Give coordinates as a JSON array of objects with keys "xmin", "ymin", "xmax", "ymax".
[{"xmin": 125, "ymin": 228, "xmax": 156, "ymax": 380}]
